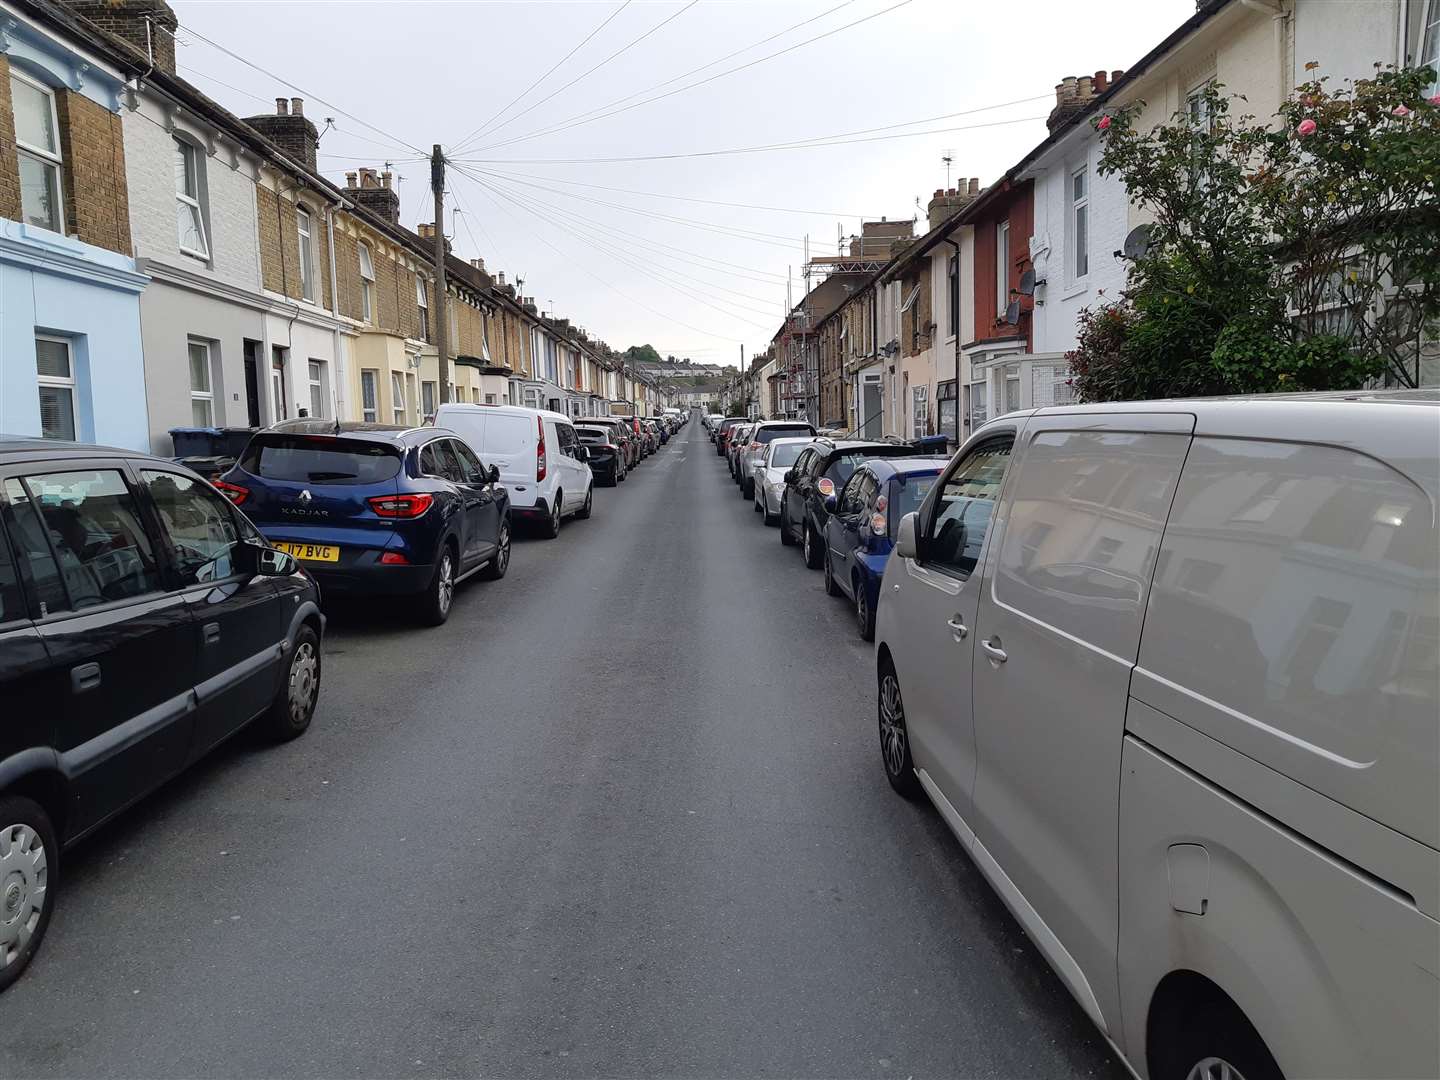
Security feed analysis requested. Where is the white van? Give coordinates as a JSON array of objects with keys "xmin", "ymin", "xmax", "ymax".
[
  {"xmin": 875, "ymin": 390, "xmax": 1439, "ymax": 1080},
  {"xmin": 433, "ymin": 404, "xmax": 593, "ymax": 538}
]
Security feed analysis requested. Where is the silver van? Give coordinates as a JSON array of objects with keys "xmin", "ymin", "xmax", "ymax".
[{"xmin": 874, "ymin": 390, "xmax": 1439, "ymax": 1080}]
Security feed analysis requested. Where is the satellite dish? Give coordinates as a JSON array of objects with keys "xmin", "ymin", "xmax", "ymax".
[
  {"xmin": 1004, "ymin": 299, "xmax": 1022, "ymax": 325},
  {"xmin": 1018, "ymin": 268, "xmax": 1046, "ymax": 296},
  {"xmin": 1121, "ymin": 225, "xmax": 1153, "ymax": 260}
]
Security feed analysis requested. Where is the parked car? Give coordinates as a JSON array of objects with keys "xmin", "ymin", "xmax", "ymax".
[
  {"xmin": 0, "ymin": 437, "xmax": 323, "ymax": 991},
  {"xmin": 716, "ymin": 417, "xmax": 747, "ymax": 456},
  {"xmin": 735, "ymin": 421, "xmax": 815, "ymax": 501},
  {"xmin": 874, "ymin": 391, "xmax": 1440, "ymax": 1080},
  {"xmin": 642, "ymin": 419, "xmax": 663, "ymax": 450},
  {"xmin": 578, "ymin": 417, "xmax": 637, "ymax": 471},
  {"xmin": 820, "ymin": 457, "xmax": 946, "ymax": 640},
  {"xmin": 752, "ymin": 436, "xmax": 811, "ymax": 525},
  {"xmin": 433, "ymin": 404, "xmax": 593, "ymax": 539},
  {"xmin": 728, "ymin": 424, "xmax": 756, "ymax": 478},
  {"xmin": 219, "ymin": 421, "xmax": 512, "ymax": 624},
  {"xmin": 575, "ymin": 423, "xmax": 626, "ymax": 485},
  {"xmin": 779, "ymin": 438, "xmax": 924, "ymax": 568}
]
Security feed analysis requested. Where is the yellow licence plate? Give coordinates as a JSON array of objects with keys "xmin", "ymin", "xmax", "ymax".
[{"xmin": 274, "ymin": 542, "xmax": 339, "ymax": 563}]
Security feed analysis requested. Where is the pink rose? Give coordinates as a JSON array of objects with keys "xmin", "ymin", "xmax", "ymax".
[
  {"xmin": 1097, "ymin": 115, "xmax": 1112, "ymax": 132},
  {"xmin": 1430, "ymin": 94, "xmax": 1440, "ymax": 106},
  {"xmin": 1392, "ymin": 104, "xmax": 1412, "ymax": 117},
  {"xmin": 1296, "ymin": 118, "xmax": 1317, "ymax": 136}
]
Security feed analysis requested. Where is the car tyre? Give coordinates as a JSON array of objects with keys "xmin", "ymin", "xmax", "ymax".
[
  {"xmin": 823, "ymin": 550, "xmax": 842, "ymax": 596},
  {"xmin": 878, "ymin": 665, "xmax": 921, "ymax": 800},
  {"xmin": 480, "ymin": 519, "xmax": 511, "ymax": 581},
  {"xmin": 577, "ymin": 485, "xmax": 593, "ymax": 520},
  {"xmin": 1151, "ymin": 993, "xmax": 1283, "ymax": 1080},
  {"xmin": 802, "ymin": 524, "xmax": 823, "ymax": 569},
  {"xmin": 752, "ymin": 497, "xmax": 761, "ymax": 513},
  {"xmin": 762, "ymin": 502, "xmax": 778, "ymax": 526},
  {"xmin": 418, "ymin": 542, "xmax": 457, "ymax": 625},
  {"xmin": 855, "ymin": 578, "xmax": 876, "ymax": 642},
  {"xmin": 541, "ymin": 496, "xmax": 563, "ymax": 539},
  {"xmin": 0, "ymin": 795, "xmax": 57, "ymax": 993},
  {"xmin": 259, "ymin": 622, "xmax": 322, "ymax": 740},
  {"xmin": 779, "ymin": 504, "xmax": 796, "ymax": 546},
  {"xmin": 742, "ymin": 478, "xmax": 754, "ymax": 500}
]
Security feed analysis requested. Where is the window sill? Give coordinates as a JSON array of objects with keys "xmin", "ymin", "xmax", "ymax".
[
  {"xmin": 1059, "ymin": 281, "xmax": 1090, "ymax": 301},
  {"xmin": 180, "ymin": 247, "xmax": 211, "ymax": 265}
]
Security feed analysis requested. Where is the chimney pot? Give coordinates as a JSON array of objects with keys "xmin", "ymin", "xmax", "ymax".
[
  {"xmin": 276, "ymin": 98, "xmax": 289, "ymax": 115},
  {"xmin": 471, "ymin": 258, "xmax": 485, "ymax": 271},
  {"xmin": 381, "ymin": 170, "xmax": 393, "ymax": 189},
  {"xmin": 1112, "ymin": 69, "xmax": 1124, "ymax": 83},
  {"xmin": 969, "ymin": 177, "xmax": 980, "ymax": 195},
  {"xmin": 346, "ymin": 171, "xmax": 357, "ymax": 188},
  {"xmin": 934, "ymin": 189, "xmax": 943, "ymax": 198},
  {"xmin": 290, "ymin": 98, "xmax": 304, "ymax": 117},
  {"xmin": 497, "ymin": 272, "xmax": 506, "ymax": 286}
]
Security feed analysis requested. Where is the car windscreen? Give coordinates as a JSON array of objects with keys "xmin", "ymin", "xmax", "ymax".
[
  {"xmin": 241, "ymin": 435, "xmax": 402, "ymax": 485},
  {"xmin": 767, "ymin": 442, "xmax": 805, "ymax": 468},
  {"xmin": 754, "ymin": 425, "xmax": 812, "ymax": 445},
  {"xmin": 888, "ymin": 472, "xmax": 940, "ymax": 526},
  {"xmin": 824, "ymin": 449, "xmax": 909, "ymax": 488}
]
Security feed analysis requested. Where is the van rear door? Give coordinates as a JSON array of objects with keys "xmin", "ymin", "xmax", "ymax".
[{"xmin": 482, "ymin": 413, "xmax": 537, "ymax": 490}]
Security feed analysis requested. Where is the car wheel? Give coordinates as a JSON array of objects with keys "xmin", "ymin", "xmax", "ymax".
[
  {"xmin": 0, "ymin": 796, "xmax": 57, "ymax": 993},
  {"xmin": 878, "ymin": 665, "xmax": 921, "ymax": 800},
  {"xmin": 743, "ymin": 478, "xmax": 754, "ymax": 500},
  {"xmin": 541, "ymin": 496, "xmax": 563, "ymax": 539},
  {"xmin": 481, "ymin": 519, "xmax": 511, "ymax": 580},
  {"xmin": 1151, "ymin": 993, "xmax": 1283, "ymax": 1080},
  {"xmin": 763, "ymin": 503, "xmax": 778, "ymax": 526},
  {"xmin": 419, "ymin": 543, "xmax": 457, "ymax": 625},
  {"xmin": 577, "ymin": 485, "xmax": 593, "ymax": 520},
  {"xmin": 823, "ymin": 550, "xmax": 842, "ymax": 596},
  {"xmin": 802, "ymin": 524, "xmax": 823, "ymax": 569},
  {"xmin": 738, "ymin": 477, "xmax": 749, "ymax": 500},
  {"xmin": 855, "ymin": 579, "xmax": 876, "ymax": 642},
  {"xmin": 779, "ymin": 504, "xmax": 795, "ymax": 546},
  {"xmin": 752, "ymin": 497, "xmax": 761, "ymax": 513},
  {"xmin": 259, "ymin": 623, "xmax": 321, "ymax": 740}
]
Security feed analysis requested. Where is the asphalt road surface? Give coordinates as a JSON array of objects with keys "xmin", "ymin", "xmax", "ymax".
[{"xmin": 0, "ymin": 419, "xmax": 1125, "ymax": 1080}]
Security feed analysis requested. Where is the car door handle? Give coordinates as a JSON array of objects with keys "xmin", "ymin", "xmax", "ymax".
[
  {"xmin": 71, "ymin": 662, "xmax": 101, "ymax": 693},
  {"xmin": 203, "ymin": 621, "xmax": 221, "ymax": 645},
  {"xmin": 981, "ymin": 637, "xmax": 1007, "ymax": 664},
  {"xmin": 946, "ymin": 616, "xmax": 968, "ymax": 641}
]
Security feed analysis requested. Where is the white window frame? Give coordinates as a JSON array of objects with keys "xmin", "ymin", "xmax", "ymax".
[
  {"xmin": 391, "ymin": 371, "xmax": 406, "ymax": 424},
  {"xmin": 307, "ymin": 359, "xmax": 326, "ymax": 419},
  {"xmin": 1070, "ymin": 164, "xmax": 1090, "ymax": 282},
  {"xmin": 188, "ymin": 339, "xmax": 214, "ymax": 426},
  {"xmin": 360, "ymin": 368, "xmax": 378, "ymax": 422},
  {"xmin": 421, "ymin": 380, "xmax": 437, "ymax": 419},
  {"xmin": 174, "ymin": 137, "xmax": 209, "ymax": 259},
  {"xmin": 35, "ymin": 334, "xmax": 77, "ymax": 440},
  {"xmin": 358, "ymin": 242, "xmax": 375, "ymax": 323},
  {"xmin": 415, "ymin": 276, "xmax": 429, "ymax": 341},
  {"xmin": 996, "ymin": 220, "xmax": 1011, "ymax": 316},
  {"xmin": 296, "ymin": 206, "xmax": 315, "ymax": 301},
  {"xmin": 1422, "ymin": 0, "xmax": 1440, "ymax": 97},
  {"xmin": 11, "ymin": 70, "xmax": 66, "ymax": 236}
]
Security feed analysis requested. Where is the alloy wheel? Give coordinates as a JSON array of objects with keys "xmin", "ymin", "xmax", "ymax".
[
  {"xmin": 437, "ymin": 550, "xmax": 454, "ymax": 615},
  {"xmin": 879, "ymin": 673, "xmax": 908, "ymax": 780},
  {"xmin": 1186, "ymin": 1060, "xmax": 1248, "ymax": 1080},
  {"xmin": 287, "ymin": 640, "xmax": 319, "ymax": 724},
  {"xmin": 497, "ymin": 526, "xmax": 511, "ymax": 573},
  {"xmin": 0, "ymin": 823, "xmax": 47, "ymax": 970}
]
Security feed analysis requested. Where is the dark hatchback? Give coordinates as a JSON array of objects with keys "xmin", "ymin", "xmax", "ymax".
[
  {"xmin": 575, "ymin": 423, "xmax": 627, "ymax": 485},
  {"xmin": 779, "ymin": 438, "xmax": 925, "ymax": 569},
  {"xmin": 821, "ymin": 457, "xmax": 948, "ymax": 640},
  {"xmin": 217, "ymin": 421, "xmax": 511, "ymax": 625},
  {"xmin": 0, "ymin": 438, "xmax": 323, "ymax": 991}
]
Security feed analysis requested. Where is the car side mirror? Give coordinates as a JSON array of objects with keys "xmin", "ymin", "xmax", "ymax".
[
  {"xmin": 894, "ymin": 512, "xmax": 919, "ymax": 561},
  {"xmin": 487, "ymin": 464, "xmax": 501, "ymax": 484},
  {"xmin": 823, "ymin": 493, "xmax": 838, "ymax": 513},
  {"xmin": 575, "ymin": 446, "xmax": 590, "ymax": 462},
  {"xmin": 784, "ymin": 468, "xmax": 797, "ymax": 483},
  {"xmin": 254, "ymin": 544, "xmax": 298, "ymax": 577}
]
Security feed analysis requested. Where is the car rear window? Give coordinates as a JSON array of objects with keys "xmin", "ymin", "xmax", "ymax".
[
  {"xmin": 754, "ymin": 425, "xmax": 812, "ymax": 445},
  {"xmin": 576, "ymin": 427, "xmax": 609, "ymax": 443},
  {"xmin": 767, "ymin": 442, "xmax": 805, "ymax": 468},
  {"xmin": 825, "ymin": 449, "xmax": 910, "ymax": 487},
  {"xmin": 241, "ymin": 435, "xmax": 402, "ymax": 485}
]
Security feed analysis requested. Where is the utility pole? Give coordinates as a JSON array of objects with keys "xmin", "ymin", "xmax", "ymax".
[{"xmin": 431, "ymin": 144, "xmax": 450, "ymax": 404}]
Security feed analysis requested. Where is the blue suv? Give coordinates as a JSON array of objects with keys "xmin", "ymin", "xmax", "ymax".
[
  {"xmin": 217, "ymin": 421, "xmax": 510, "ymax": 625},
  {"xmin": 821, "ymin": 456, "xmax": 948, "ymax": 640}
]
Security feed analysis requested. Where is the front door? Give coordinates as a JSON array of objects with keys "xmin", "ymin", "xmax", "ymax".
[
  {"xmin": 271, "ymin": 347, "xmax": 289, "ymax": 422},
  {"xmin": 243, "ymin": 340, "xmax": 262, "ymax": 427},
  {"xmin": 895, "ymin": 433, "xmax": 1016, "ymax": 822},
  {"xmin": 2, "ymin": 467, "xmax": 196, "ymax": 835},
  {"xmin": 861, "ymin": 378, "xmax": 882, "ymax": 439},
  {"xmin": 138, "ymin": 468, "xmax": 283, "ymax": 760},
  {"xmin": 968, "ymin": 413, "xmax": 1194, "ymax": 1035}
]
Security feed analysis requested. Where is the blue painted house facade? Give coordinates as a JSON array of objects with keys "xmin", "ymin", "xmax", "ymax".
[{"xmin": 1, "ymin": 0, "xmax": 148, "ymax": 450}]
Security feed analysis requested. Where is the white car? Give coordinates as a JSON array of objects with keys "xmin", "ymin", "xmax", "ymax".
[
  {"xmin": 433, "ymin": 403, "xmax": 593, "ymax": 538},
  {"xmin": 752, "ymin": 436, "xmax": 812, "ymax": 525},
  {"xmin": 736, "ymin": 421, "xmax": 815, "ymax": 501}
]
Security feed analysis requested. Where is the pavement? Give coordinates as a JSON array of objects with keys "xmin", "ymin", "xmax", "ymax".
[{"xmin": 0, "ymin": 419, "xmax": 1125, "ymax": 1079}]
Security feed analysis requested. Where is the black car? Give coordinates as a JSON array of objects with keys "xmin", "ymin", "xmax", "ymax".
[
  {"xmin": 575, "ymin": 422, "xmax": 626, "ymax": 485},
  {"xmin": 0, "ymin": 438, "xmax": 323, "ymax": 991},
  {"xmin": 217, "ymin": 421, "xmax": 510, "ymax": 626},
  {"xmin": 779, "ymin": 438, "xmax": 924, "ymax": 569}
]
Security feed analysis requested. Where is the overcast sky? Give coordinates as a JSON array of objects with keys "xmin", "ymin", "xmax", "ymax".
[{"xmin": 172, "ymin": 0, "xmax": 1194, "ymax": 368}]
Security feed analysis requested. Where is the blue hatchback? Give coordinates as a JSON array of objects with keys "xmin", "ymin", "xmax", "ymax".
[
  {"xmin": 821, "ymin": 456, "xmax": 948, "ymax": 641},
  {"xmin": 216, "ymin": 421, "xmax": 511, "ymax": 625}
]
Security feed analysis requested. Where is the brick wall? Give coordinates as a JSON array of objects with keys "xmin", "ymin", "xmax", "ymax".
[
  {"xmin": 54, "ymin": 89, "xmax": 131, "ymax": 255},
  {"xmin": 256, "ymin": 182, "xmax": 336, "ymax": 304},
  {"xmin": 256, "ymin": 185, "xmax": 285, "ymax": 294},
  {"xmin": 901, "ymin": 260, "xmax": 933, "ymax": 357},
  {"xmin": 0, "ymin": 58, "xmax": 22, "ymax": 222}
]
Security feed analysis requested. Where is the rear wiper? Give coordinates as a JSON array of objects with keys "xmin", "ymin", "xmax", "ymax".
[{"xmin": 306, "ymin": 472, "xmax": 358, "ymax": 481}]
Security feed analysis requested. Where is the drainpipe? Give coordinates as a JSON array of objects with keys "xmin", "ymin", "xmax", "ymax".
[
  {"xmin": 941, "ymin": 235, "xmax": 962, "ymax": 447},
  {"xmin": 1397, "ymin": 0, "xmax": 1409, "ymax": 65},
  {"xmin": 325, "ymin": 203, "xmax": 345, "ymax": 419},
  {"xmin": 1239, "ymin": 0, "xmax": 1287, "ymax": 104}
]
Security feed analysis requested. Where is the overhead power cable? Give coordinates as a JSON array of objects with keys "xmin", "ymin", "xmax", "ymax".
[
  {"xmin": 470, "ymin": 0, "xmax": 916, "ymax": 156},
  {"xmin": 449, "ymin": 0, "xmax": 633, "ymax": 155},
  {"xmin": 455, "ymin": 0, "xmax": 701, "ymax": 153}
]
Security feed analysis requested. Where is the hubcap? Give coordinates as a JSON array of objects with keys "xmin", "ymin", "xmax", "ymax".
[
  {"xmin": 879, "ymin": 675, "xmax": 907, "ymax": 778},
  {"xmin": 1186, "ymin": 1058, "xmax": 1246, "ymax": 1080},
  {"xmin": 437, "ymin": 552, "xmax": 454, "ymax": 613},
  {"xmin": 287, "ymin": 640, "xmax": 318, "ymax": 722},
  {"xmin": 0, "ymin": 823, "xmax": 47, "ymax": 968}
]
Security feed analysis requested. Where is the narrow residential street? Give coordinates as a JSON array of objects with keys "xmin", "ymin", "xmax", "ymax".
[{"xmin": 0, "ymin": 421, "xmax": 1122, "ymax": 1079}]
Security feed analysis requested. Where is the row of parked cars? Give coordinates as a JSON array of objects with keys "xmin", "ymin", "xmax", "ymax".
[
  {"xmin": 0, "ymin": 406, "xmax": 688, "ymax": 990},
  {"xmin": 706, "ymin": 391, "xmax": 1440, "ymax": 1080}
]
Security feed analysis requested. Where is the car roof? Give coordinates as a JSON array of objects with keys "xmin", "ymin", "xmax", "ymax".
[
  {"xmin": 858, "ymin": 455, "xmax": 951, "ymax": 478},
  {"xmin": 435, "ymin": 402, "xmax": 576, "ymax": 425},
  {"xmin": 0, "ymin": 435, "xmax": 158, "ymax": 461},
  {"xmin": 809, "ymin": 437, "xmax": 918, "ymax": 455},
  {"xmin": 256, "ymin": 420, "xmax": 441, "ymax": 446}
]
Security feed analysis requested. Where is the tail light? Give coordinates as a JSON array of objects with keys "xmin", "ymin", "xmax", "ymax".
[
  {"xmin": 536, "ymin": 416, "xmax": 547, "ymax": 481},
  {"xmin": 748, "ymin": 442, "xmax": 763, "ymax": 453},
  {"xmin": 379, "ymin": 550, "xmax": 410, "ymax": 565},
  {"xmin": 367, "ymin": 492, "xmax": 434, "ymax": 518},
  {"xmin": 817, "ymin": 477, "xmax": 836, "ymax": 498},
  {"xmin": 213, "ymin": 479, "xmax": 249, "ymax": 505},
  {"xmin": 870, "ymin": 511, "xmax": 888, "ymax": 536}
]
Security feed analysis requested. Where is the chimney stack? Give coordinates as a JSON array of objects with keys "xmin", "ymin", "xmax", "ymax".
[
  {"xmin": 58, "ymin": 0, "xmax": 179, "ymax": 74},
  {"xmin": 350, "ymin": 165, "xmax": 401, "ymax": 225},
  {"xmin": 470, "ymin": 257, "xmax": 485, "ymax": 272},
  {"xmin": 1047, "ymin": 68, "xmax": 1119, "ymax": 132},
  {"xmin": 417, "ymin": 223, "xmax": 435, "ymax": 240},
  {"xmin": 245, "ymin": 96, "xmax": 319, "ymax": 170},
  {"xmin": 926, "ymin": 181, "xmax": 980, "ymax": 229}
]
